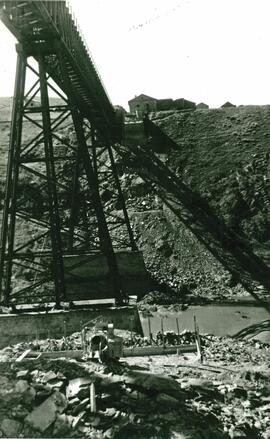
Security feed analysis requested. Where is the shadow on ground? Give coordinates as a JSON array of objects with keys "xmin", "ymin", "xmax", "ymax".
[{"xmin": 118, "ymin": 121, "xmax": 270, "ymax": 310}]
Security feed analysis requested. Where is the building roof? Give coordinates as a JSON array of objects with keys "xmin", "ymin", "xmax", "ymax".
[
  {"xmin": 221, "ymin": 101, "xmax": 236, "ymax": 108},
  {"xmin": 158, "ymin": 98, "xmax": 173, "ymax": 103},
  {"xmin": 128, "ymin": 94, "xmax": 157, "ymax": 104},
  {"xmin": 197, "ymin": 102, "xmax": 209, "ymax": 107},
  {"xmin": 174, "ymin": 97, "xmax": 195, "ymax": 104}
]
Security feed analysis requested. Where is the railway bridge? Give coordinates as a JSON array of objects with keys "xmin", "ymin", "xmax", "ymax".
[{"xmin": 0, "ymin": 0, "xmax": 142, "ymax": 308}]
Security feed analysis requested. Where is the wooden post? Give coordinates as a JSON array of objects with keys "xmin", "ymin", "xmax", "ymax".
[
  {"xmin": 196, "ymin": 323, "xmax": 202, "ymax": 363},
  {"xmin": 176, "ymin": 317, "xmax": 180, "ymax": 339},
  {"xmin": 148, "ymin": 316, "xmax": 152, "ymax": 342},
  {"xmin": 63, "ymin": 320, "xmax": 67, "ymax": 349},
  {"xmin": 194, "ymin": 315, "xmax": 202, "ymax": 363},
  {"xmin": 90, "ymin": 383, "xmax": 96, "ymax": 413},
  {"xmin": 130, "ymin": 318, "xmax": 134, "ymax": 343},
  {"xmin": 35, "ymin": 329, "xmax": 39, "ymax": 344},
  {"xmin": 81, "ymin": 327, "xmax": 87, "ymax": 353},
  {"xmin": 161, "ymin": 317, "xmax": 165, "ymax": 349}
]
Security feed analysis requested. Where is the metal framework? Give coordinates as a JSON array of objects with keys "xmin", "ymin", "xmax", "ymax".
[{"xmin": 0, "ymin": 1, "xmax": 137, "ymax": 307}]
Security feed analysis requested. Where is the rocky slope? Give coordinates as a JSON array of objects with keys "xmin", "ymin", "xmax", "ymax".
[
  {"xmin": 122, "ymin": 107, "xmax": 270, "ymax": 302},
  {"xmin": 151, "ymin": 107, "xmax": 270, "ymax": 245},
  {"xmin": 0, "ymin": 329, "xmax": 269, "ymax": 439}
]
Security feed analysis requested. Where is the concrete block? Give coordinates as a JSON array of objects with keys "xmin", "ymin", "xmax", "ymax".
[{"xmin": 25, "ymin": 391, "xmax": 67, "ymax": 432}]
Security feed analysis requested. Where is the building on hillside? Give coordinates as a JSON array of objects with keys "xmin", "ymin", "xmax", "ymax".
[
  {"xmin": 221, "ymin": 101, "xmax": 236, "ymax": 108},
  {"xmin": 128, "ymin": 94, "xmax": 157, "ymax": 117},
  {"xmin": 114, "ymin": 105, "xmax": 127, "ymax": 114},
  {"xmin": 174, "ymin": 98, "xmax": 196, "ymax": 110},
  {"xmin": 156, "ymin": 98, "xmax": 174, "ymax": 111},
  {"xmin": 128, "ymin": 94, "xmax": 196, "ymax": 117},
  {"xmin": 196, "ymin": 102, "xmax": 209, "ymax": 109},
  {"xmin": 24, "ymin": 97, "xmax": 40, "ymax": 108}
]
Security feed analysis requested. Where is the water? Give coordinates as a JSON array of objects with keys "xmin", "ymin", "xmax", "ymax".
[{"xmin": 139, "ymin": 304, "xmax": 270, "ymax": 340}]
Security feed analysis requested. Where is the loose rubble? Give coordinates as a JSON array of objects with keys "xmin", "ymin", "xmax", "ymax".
[{"xmin": 0, "ymin": 329, "xmax": 269, "ymax": 438}]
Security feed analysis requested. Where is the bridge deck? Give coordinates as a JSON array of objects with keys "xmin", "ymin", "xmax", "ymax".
[{"xmin": 0, "ymin": 0, "xmax": 118, "ymax": 140}]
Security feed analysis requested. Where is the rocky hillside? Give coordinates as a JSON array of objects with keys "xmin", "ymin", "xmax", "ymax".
[
  {"xmin": 122, "ymin": 106, "xmax": 270, "ymax": 302},
  {"xmin": 151, "ymin": 107, "xmax": 270, "ymax": 245}
]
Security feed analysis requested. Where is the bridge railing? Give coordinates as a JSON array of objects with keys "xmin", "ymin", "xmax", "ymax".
[
  {"xmin": 38, "ymin": 1, "xmax": 115, "ymax": 122},
  {"xmin": 0, "ymin": 0, "xmax": 117, "ymax": 133},
  {"xmin": 66, "ymin": 0, "xmax": 113, "ymax": 107}
]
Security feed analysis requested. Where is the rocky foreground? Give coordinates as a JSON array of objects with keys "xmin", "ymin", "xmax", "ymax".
[{"xmin": 0, "ymin": 330, "xmax": 269, "ymax": 439}]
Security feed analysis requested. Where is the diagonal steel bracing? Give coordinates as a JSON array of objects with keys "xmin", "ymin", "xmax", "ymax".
[{"xmin": 0, "ymin": 0, "xmax": 136, "ymax": 307}]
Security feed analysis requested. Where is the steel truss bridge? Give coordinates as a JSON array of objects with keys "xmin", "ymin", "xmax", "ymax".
[{"xmin": 0, "ymin": 0, "xmax": 137, "ymax": 308}]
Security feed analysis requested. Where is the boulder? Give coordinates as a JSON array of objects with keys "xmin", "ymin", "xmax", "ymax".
[
  {"xmin": 0, "ymin": 419, "xmax": 22, "ymax": 438},
  {"xmin": 14, "ymin": 379, "xmax": 29, "ymax": 393}
]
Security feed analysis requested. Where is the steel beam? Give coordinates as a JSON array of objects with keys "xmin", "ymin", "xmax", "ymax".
[
  {"xmin": 0, "ymin": 4, "xmax": 137, "ymax": 307},
  {"xmin": 38, "ymin": 53, "xmax": 66, "ymax": 306},
  {"xmin": 58, "ymin": 51, "xmax": 125, "ymax": 302},
  {"xmin": 0, "ymin": 49, "xmax": 26, "ymax": 305}
]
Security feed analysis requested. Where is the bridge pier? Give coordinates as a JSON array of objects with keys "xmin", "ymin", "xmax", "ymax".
[{"xmin": 0, "ymin": 9, "xmax": 137, "ymax": 308}]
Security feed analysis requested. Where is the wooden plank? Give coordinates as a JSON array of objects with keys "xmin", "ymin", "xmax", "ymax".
[
  {"xmin": 40, "ymin": 350, "xmax": 82, "ymax": 359},
  {"xmin": 8, "ymin": 344, "xmax": 198, "ymax": 364},
  {"xmin": 15, "ymin": 349, "xmax": 32, "ymax": 362},
  {"xmin": 123, "ymin": 344, "xmax": 197, "ymax": 357}
]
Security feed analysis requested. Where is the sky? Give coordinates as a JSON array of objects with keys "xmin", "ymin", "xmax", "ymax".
[{"xmin": 0, "ymin": 0, "xmax": 270, "ymax": 111}]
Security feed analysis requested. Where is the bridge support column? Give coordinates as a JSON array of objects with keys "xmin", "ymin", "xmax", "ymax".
[
  {"xmin": 58, "ymin": 52, "xmax": 130, "ymax": 305},
  {"xmin": 0, "ymin": 47, "xmax": 67, "ymax": 307},
  {"xmin": 37, "ymin": 54, "xmax": 66, "ymax": 307},
  {"xmin": 0, "ymin": 30, "xmax": 137, "ymax": 307},
  {"xmin": 0, "ymin": 50, "xmax": 26, "ymax": 305}
]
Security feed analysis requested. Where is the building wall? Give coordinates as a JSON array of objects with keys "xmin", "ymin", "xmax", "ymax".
[
  {"xmin": 156, "ymin": 99, "xmax": 174, "ymax": 111},
  {"xmin": 129, "ymin": 95, "xmax": 196, "ymax": 116},
  {"xmin": 174, "ymin": 98, "xmax": 196, "ymax": 110},
  {"xmin": 129, "ymin": 96, "xmax": 157, "ymax": 117}
]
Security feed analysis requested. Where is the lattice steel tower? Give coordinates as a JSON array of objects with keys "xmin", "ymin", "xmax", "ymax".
[{"xmin": 0, "ymin": 1, "xmax": 137, "ymax": 308}]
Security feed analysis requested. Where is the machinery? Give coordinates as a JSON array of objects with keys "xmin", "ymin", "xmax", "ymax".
[{"xmin": 82, "ymin": 323, "xmax": 123, "ymax": 362}]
